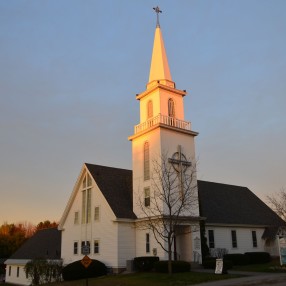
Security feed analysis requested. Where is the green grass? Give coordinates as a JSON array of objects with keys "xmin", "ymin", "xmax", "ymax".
[
  {"xmin": 39, "ymin": 272, "xmax": 241, "ymax": 286},
  {"xmin": 233, "ymin": 258, "xmax": 286, "ymax": 273}
]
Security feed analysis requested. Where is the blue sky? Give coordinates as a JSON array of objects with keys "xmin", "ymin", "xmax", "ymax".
[{"xmin": 0, "ymin": 0, "xmax": 285, "ymax": 224}]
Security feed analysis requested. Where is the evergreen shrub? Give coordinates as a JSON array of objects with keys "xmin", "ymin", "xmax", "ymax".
[
  {"xmin": 154, "ymin": 260, "xmax": 191, "ymax": 273},
  {"xmin": 223, "ymin": 253, "xmax": 250, "ymax": 265},
  {"xmin": 133, "ymin": 256, "xmax": 159, "ymax": 272},
  {"xmin": 245, "ymin": 252, "xmax": 271, "ymax": 264},
  {"xmin": 62, "ymin": 259, "xmax": 107, "ymax": 281}
]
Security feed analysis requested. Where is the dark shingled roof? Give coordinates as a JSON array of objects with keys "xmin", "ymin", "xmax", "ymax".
[
  {"xmin": 85, "ymin": 163, "xmax": 136, "ymax": 219},
  {"xmin": 198, "ymin": 180, "xmax": 286, "ymax": 226},
  {"xmin": 8, "ymin": 228, "xmax": 61, "ymax": 260}
]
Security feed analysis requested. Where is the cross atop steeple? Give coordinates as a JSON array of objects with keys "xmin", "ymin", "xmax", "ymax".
[{"xmin": 153, "ymin": 6, "xmax": 162, "ymax": 27}]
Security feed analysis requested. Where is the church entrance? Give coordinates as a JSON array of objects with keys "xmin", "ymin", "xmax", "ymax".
[{"xmin": 174, "ymin": 225, "xmax": 193, "ymax": 261}]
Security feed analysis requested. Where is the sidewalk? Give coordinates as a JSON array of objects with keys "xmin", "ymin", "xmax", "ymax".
[{"xmin": 191, "ymin": 270, "xmax": 286, "ymax": 286}]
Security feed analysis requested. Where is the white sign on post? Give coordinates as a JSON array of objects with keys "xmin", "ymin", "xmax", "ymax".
[{"xmin": 215, "ymin": 259, "xmax": 223, "ymax": 274}]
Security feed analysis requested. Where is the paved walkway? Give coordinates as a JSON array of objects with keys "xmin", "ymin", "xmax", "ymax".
[{"xmin": 191, "ymin": 270, "xmax": 286, "ymax": 286}]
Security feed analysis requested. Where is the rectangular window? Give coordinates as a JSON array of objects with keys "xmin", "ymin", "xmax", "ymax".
[
  {"xmin": 208, "ymin": 230, "xmax": 215, "ymax": 248},
  {"xmin": 231, "ymin": 230, "xmax": 237, "ymax": 248},
  {"xmin": 81, "ymin": 241, "xmax": 90, "ymax": 254},
  {"xmin": 74, "ymin": 241, "xmax": 78, "ymax": 254},
  {"xmin": 86, "ymin": 188, "xmax": 91, "ymax": 223},
  {"xmin": 94, "ymin": 206, "xmax": 100, "ymax": 221},
  {"xmin": 94, "ymin": 240, "xmax": 99, "ymax": 254},
  {"xmin": 252, "ymin": 231, "xmax": 257, "ymax": 247},
  {"xmin": 146, "ymin": 233, "xmax": 150, "ymax": 253},
  {"xmin": 82, "ymin": 190, "xmax": 86, "ymax": 224},
  {"xmin": 17, "ymin": 267, "xmax": 19, "ymax": 277},
  {"xmin": 74, "ymin": 211, "xmax": 79, "ymax": 224},
  {"xmin": 9, "ymin": 266, "xmax": 11, "ymax": 276},
  {"xmin": 144, "ymin": 187, "xmax": 150, "ymax": 207},
  {"xmin": 144, "ymin": 142, "xmax": 150, "ymax": 181}
]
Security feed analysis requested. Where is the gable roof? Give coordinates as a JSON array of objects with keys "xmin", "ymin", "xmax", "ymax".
[
  {"xmin": 85, "ymin": 163, "xmax": 136, "ymax": 219},
  {"xmin": 7, "ymin": 228, "xmax": 61, "ymax": 260},
  {"xmin": 198, "ymin": 180, "xmax": 286, "ymax": 227}
]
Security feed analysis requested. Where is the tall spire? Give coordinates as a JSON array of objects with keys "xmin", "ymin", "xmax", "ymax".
[{"xmin": 148, "ymin": 7, "xmax": 173, "ymax": 86}]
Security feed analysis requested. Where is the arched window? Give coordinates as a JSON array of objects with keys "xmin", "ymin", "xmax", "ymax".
[
  {"xmin": 168, "ymin": 98, "xmax": 175, "ymax": 117},
  {"xmin": 144, "ymin": 142, "xmax": 150, "ymax": 180},
  {"xmin": 147, "ymin": 100, "xmax": 153, "ymax": 119}
]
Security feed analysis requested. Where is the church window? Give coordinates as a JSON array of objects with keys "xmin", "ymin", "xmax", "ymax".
[
  {"xmin": 147, "ymin": 100, "xmax": 153, "ymax": 119},
  {"xmin": 82, "ymin": 190, "xmax": 86, "ymax": 224},
  {"xmin": 208, "ymin": 230, "xmax": 215, "ymax": 248},
  {"xmin": 81, "ymin": 241, "xmax": 90, "ymax": 254},
  {"xmin": 252, "ymin": 231, "xmax": 257, "ymax": 247},
  {"xmin": 168, "ymin": 98, "xmax": 175, "ymax": 117},
  {"xmin": 94, "ymin": 206, "xmax": 100, "ymax": 221},
  {"xmin": 74, "ymin": 211, "xmax": 79, "ymax": 224},
  {"xmin": 144, "ymin": 187, "xmax": 150, "ymax": 207},
  {"xmin": 87, "ymin": 174, "xmax": 92, "ymax": 187},
  {"xmin": 144, "ymin": 142, "xmax": 150, "ymax": 180},
  {"xmin": 73, "ymin": 241, "xmax": 78, "ymax": 254},
  {"xmin": 82, "ymin": 173, "xmax": 92, "ymax": 224},
  {"xmin": 146, "ymin": 233, "xmax": 150, "ymax": 253},
  {"xmin": 94, "ymin": 240, "xmax": 100, "ymax": 254},
  {"xmin": 9, "ymin": 266, "xmax": 11, "ymax": 276},
  {"xmin": 17, "ymin": 267, "xmax": 19, "ymax": 277},
  {"xmin": 231, "ymin": 230, "xmax": 237, "ymax": 248}
]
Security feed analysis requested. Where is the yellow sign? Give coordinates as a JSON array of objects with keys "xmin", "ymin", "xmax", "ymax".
[{"xmin": 81, "ymin": 255, "xmax": 92, "ymax": 268}]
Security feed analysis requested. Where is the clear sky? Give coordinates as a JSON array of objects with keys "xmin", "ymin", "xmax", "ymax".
[{"xmin": 1, "ymin": 0, "xmax": 285, "ymax": 224}]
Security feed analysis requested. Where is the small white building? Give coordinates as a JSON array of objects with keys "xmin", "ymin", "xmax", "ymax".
[{"xmin": 5, "ymin": 228, "xmax": 61, "ymax": 285}]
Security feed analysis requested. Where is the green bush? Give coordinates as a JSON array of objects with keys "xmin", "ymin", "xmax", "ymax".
[
  {"xmin": 202, "ymin": 257, "xmax": 232, "ymax": 270},
  {"xmin": 154, "ymin": 261, "xmax": 190, "ymax": 273},
  {"xmin": 133, "ymin": 256, "xmax": 159, "ymax": 272},
  {"xmin": 245, "ymin": 252, "xmax": 271, "ymax": 264},
  {"xmin": 223, "ymin": 254, "xmax": 250, "ymax": 266},
  {"xmin": 62, "ymin": 259, "xmax": 107, "ymax": 281}
]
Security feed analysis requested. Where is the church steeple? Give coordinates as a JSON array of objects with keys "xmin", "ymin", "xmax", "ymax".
[{"xmin": 148, "ymin": 8, "xmax": 174, "ymax": 89}]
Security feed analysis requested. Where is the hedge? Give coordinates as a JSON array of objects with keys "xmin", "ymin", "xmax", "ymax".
[
  {"xmin": 133, "ymin": 256, "xmax": 159, "ymax": 272},
  {"xmin": 223, "ymin": 254, "xmax": 250, "ymax": 266},
  {"xmin": 245, "ymin": 252, "xmax": 271, "ymax": 264},
  {"xmin": 154, "ymin": 261, "xmax": 190, "ymax": 273},
  {"xmin": 62, "ymin": 259, "xmax": 107, "ymax": 281}
]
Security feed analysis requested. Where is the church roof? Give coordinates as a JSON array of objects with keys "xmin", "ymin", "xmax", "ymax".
[
  {"xmin": 6, "ymin": 228, "xmax": 61, "ymax": 260},
  {"xmin": 85, "ymin": 163, "xmax": 136, "ymax": 219},
  {"xmin": 198, "ymin": 180, "xmax": 286, "ymax": 227}
]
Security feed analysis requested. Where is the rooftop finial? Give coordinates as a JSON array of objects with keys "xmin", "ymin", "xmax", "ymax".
[{"xmin": 153, "ymin": 6, "xmax": 162, "ymax": 27}]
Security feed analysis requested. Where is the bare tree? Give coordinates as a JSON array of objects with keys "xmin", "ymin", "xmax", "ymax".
[
  {"xmin": 267, "ymin": 188, "xmax": 286, "ymax": 221},
  {"xmin": 136, "ymin": 151, "xmax": 200, "ymax": 274}
]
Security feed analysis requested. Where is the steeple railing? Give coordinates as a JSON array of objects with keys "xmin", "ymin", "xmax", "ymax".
[{"xmin": 134, "ymin": 114, "xmax": 191, "ymax": 134}]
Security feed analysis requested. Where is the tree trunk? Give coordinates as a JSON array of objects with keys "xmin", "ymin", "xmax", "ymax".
[{"xmin": 168, "ymin": 238, "xmax": 172, "ymax": 275}]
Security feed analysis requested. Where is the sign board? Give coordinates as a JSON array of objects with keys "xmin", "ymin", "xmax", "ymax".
[
  {"xmin": 82, "ymin": 245, "xmax": 90, "ymax": 255},
  {"xmin": 215, "ymin": 259, "xmax": 223, "ymax": 274},
  {"xmin": 278, "ymin": 237, "xmax": 286, "ymax": 265},
  {"xmin": 81, "ymin": 255, "xmax": 92, "ymax": 268}
]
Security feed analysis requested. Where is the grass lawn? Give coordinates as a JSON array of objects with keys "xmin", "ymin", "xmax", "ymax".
[{"xmin": 38, "ymin": 272, "xmax": 241, "ymax": 286}]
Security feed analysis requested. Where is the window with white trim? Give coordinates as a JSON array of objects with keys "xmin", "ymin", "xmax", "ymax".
[
  {"xmin": 74, "ymin": 211, "xmax": 79, "ymax": 224},
  {"xmin": 73, "ymin": 241, "xmax": 78, "ymax": 254},
  {"xmin": 144, "ymin": 142, "xmax": 150, "ymax": 180},
  {"xmin": 168, "ymin": 98, "xmax": 175, "ymax": 117},
  {"xmin": 208, "ymin": 230, "xmax": 215, "ymax": 248},
  {"xmin": 94, "ymin": 206, "xmax": 100, "ymax": 221},
  {"xmin": 146, "ymin": 233, "xmax": 150, "ymax": 253},
  {"xmin": 252, "ymin": 231, "xmax": 257, "ymax": 247},
  {"xmin": 144, "ymin": 187, "xmax": 150, "ymax": 207},
  {"xmin": 94, "ymin": 240, "xmax": 100, "ymax": 254},
  {"xmin": 231, "ymin": 230, "xmax": 237, "ymax": 248},
  {"xmin": 147, "ymin": 100, "xmax": 153, "ymax": 119}
]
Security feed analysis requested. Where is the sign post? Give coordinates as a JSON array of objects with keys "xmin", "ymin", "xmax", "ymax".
[{"xmin": 81, "ymin": 255, "xmax": 92, "ymax": 286}]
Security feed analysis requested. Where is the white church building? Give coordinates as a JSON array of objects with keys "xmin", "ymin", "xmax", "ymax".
[
  {"xmin": 5, "ymin": 10, "xmax": 286, "ymax": 284},
  {"xmin": 58, "ymin": 12, "xmax": 286, "ymax": 273}
]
